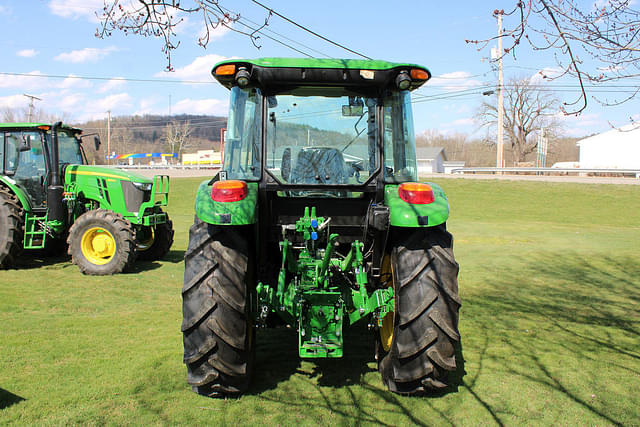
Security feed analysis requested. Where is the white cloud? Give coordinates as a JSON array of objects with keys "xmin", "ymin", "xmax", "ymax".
[
  {"xmin": 0, "ymin": 94, "xmax": 29, "ymax": 110},
  {"xmin": 171, "ymin": 98, "xmax": 228, "ymax": 116},
  {"xmin": 529, "ymin": 67, "xmax": 564, "ymax": 84},
  {"xmin": 94, "ymin": 93, "xmax": 133, "ymax": 112},
  {"xmin": 556, "ymin": 112, "xmax": 606, "ymax": 136},
  {"xmin": 0, "ymin": 71, "xmax": 48, "ymax": 91},
  {"xmin": 58, "ymin": 74, "xmax": 93, "ymax": 90},
  {"xmin": 97, "ymin": 78, "xmax": 126, "ymax": 93},
  {"xmin": 48, "ymin": 0, "xmax": 103, "ymax": 21},
  {"xmin": 54, "ymin": 46, "xmax": 117, "ymax": 64},
  {"xmin": 17, "ymin": 49, "xmax": 39, "ymax": 58},
  {"xmin": 155, "ymin": 54, "xmax": 231, "ymax": 82},
  {"xmin": 427, "ymin": 71, "xmax": 483, "ymax": 92}
]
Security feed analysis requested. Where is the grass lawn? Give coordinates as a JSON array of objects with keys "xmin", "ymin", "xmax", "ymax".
[{"xmin": 1, "ymin": 177, "xmax": 638, "ymax": 425}]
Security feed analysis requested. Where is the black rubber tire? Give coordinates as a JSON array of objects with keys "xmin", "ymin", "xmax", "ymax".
[
  {"xmin": 181, "ymin": 217, "xmax": 254, "ymax": 397},
  {"xmin": 67, "ymin": 209, "xmax": 136, "ymax": 275},
  {"xmin": 136, "ymin": 214, "xmax": 175, "ymax": 261},
  {"xmin": 378, "ymin": 226, "xmax": 461, "ymax": 395},
  {"xmin": 0, "ymin": 187, "xmax": 24, "ymax": 269}
]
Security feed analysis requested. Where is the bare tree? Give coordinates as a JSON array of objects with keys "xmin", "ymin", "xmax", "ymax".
[
  {"xmin": 96, "ymin": 1, "xmax": 246, "ymax": 70},
  {"xmin": 467, "ymin": 1, "xmax": 640, "ymax": 114},
  {"xmin": 164, "ymin": 120, "xmax": 193, "ymax": 160},
  {"xmin": 477, "ymin": 77, "xmax": 562, "ymax": 164}
]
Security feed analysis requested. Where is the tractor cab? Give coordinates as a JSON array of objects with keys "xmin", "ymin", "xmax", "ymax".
[
  {"xmin": 183, "ymin": 58, "xmax": 461, "ymax": 397},
  {"xmin": 1, "ymin": 123, "xmax": 86, "ymax": 210}
]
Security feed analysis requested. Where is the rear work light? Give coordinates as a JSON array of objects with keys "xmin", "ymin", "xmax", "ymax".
[
  {"xmin": 211, "ymin": 180, "xmax": 248, "ymax": 202},
  {"xmin": 410, "ymin": 68, "xmax": 429, "ymax": 81},
  {"xmin": 215, "ymin": 64, "xmax": 236, "ymax": 75},
  {"xmin": 398, "ymin": 182, "xmax": 435, "ymax": 204}
]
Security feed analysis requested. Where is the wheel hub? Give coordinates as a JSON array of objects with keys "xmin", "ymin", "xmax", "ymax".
[{"xmin": 81, "ymin": 227, "xmax": 116, "ymax": 265}]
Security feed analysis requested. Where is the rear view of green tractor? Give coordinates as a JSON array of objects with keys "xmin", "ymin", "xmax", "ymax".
[
  {"xmin": 182, "ymin": 58, "xmax": 461, "ymax": 396},
  {"xmin": 0, "ymin": 122, "xmax": 173, "ymax": 274}
]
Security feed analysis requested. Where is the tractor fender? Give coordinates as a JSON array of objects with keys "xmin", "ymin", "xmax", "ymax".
[
  {"xmin": 384, "ymin": 183, "xmax": 449, "ymax": 227},
  {"xmin": 195, "ymin": 180, "xmax": 258, "ymax": 225},
  {"xmin": 0, "ymin": 176, "xmax": 33, "ymax": 212}
]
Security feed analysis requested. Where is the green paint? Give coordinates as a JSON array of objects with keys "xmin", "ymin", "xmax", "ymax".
[
  {"xmin": 215, "ymin": 57, "xmax": 428, "ymax": 72},
  {"xmin": 0, "ymin": 175, "xmax": 32, "ymax": 211},
  {"xmin": 255, "ymin": 207, "xmax": 396, "ymax": 358},
  {"xmin": 384, "ymin": 183, "xmax": 450, "ymax": 227},
  {"xmin": 194, "ymin": 180, "xmax": 258, "ymax": 225}
]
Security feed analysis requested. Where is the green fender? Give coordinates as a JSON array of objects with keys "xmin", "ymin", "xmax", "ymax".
[
  {"xmin": 195, "ymin": 180, "xmax": 258, "ymax": 225},
  {"xmin": 0, "ymin": 175, "xmax": 33, "ymax": 212},
  {"xmin": 384, "ymin": 183, "xmax": 449, "ymax": 227}
]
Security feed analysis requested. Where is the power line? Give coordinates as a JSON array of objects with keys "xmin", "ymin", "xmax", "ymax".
[
  {"xmin": 0, "ymin": 71, "xmax": 215, "ymax": 85},
  {"xmin": 250, "ymin": 0, "xmax": 372, "ymax": 59}
]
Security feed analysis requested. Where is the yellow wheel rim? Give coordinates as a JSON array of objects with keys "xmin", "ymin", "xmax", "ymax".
[
  {"xmin": 81, "ymin": 227, "xmax": 116, "ymax": 265},
  {"xmin": 136, "ymin": 227, "xmax": 155, "ymax": 252},
  {"xmin": 379, "ymin": 255, "xmax": 394, "ymax": 352}
]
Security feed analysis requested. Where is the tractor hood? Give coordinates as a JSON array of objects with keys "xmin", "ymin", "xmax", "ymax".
[{"xmin": 64, "ymin": 165, "xmax": 153, "ymax": 184}]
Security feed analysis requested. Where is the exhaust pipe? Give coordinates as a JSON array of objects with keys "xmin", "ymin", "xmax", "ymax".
[{"xmin": 47, "ymin": 121, "xmax": 65, "ymax": 223}]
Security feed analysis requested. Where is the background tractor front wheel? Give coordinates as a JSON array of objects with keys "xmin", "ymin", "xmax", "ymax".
[
  {"xmin": 136, "ymin": 214, "xmax": 174, "ymax": 261},
  {"xmin": 0, "ymin": 187, "xmax": 24, "ymax": 269},
  {"xmin": 377, "ymin": 226, "xmax": 461, "ymax": 395},
  {"xmin": 182, "ymin": 218, "xmax": 254, "ymax": 397},
  {"xmin": 67, "ymin": 209, "xmax": 136, "ymax": 275}
]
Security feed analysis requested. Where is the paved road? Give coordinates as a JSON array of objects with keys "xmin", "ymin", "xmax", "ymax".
[{"xmin": 117, "ymin": 167, "xmax": 640, "ymax": 185}]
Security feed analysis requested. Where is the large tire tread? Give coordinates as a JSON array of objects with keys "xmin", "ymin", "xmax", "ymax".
[
  {"xmin": 0, "ymin": 187, "xmax": 24, "ymax": 269},
  {"xmin": 181, "ymin": 217, "xmax": 254, "ymax": 397},
  {"xmin": 67, "ymin": 209, "xmax": 136, "ymax": 275},
  {"xmin": 378, "ymin": 226, "xmax": 461, "ymax": 395},
  {"xmin": 136, "ymin": 213, "xmax": 174, "ymax": 261}
]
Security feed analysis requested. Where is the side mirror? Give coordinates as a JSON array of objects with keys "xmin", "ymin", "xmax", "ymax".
[
  {"xmin": 94, "ymin": 136, "xmax": 101, "ymax": 151},
  {"xmin": 342, "ymin": 105, "xmax": 363, "ymax": 117},
  {"xmin": 19, "ymin": 134, "xmax": 31, "ymax": 152},
  {"xmin": 281, "ymin": 147, "xmax": 291, "ymax": 182}
]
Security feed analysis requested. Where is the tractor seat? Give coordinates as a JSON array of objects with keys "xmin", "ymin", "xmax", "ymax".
[{"xmin": 290, "ymin": 147, "xmax": 348, "ymax": 185}]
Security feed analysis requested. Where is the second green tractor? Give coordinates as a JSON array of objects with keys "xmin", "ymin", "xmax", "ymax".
[{"xmin": 0, "ymin": 122, "xmax": 173, "ymax": 275}]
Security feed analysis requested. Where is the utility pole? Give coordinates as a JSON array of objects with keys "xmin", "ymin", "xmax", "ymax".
[
  {"xmin": 496, "ymin": 11, "xmax": 504, "ymax": 169},
  {"xmin": 107, "ymin": 110, "xmax": 111, "ymax": 166},
  {"xmin": 23, "ymin": 94, "xmax": 42, "ymax": 122}
]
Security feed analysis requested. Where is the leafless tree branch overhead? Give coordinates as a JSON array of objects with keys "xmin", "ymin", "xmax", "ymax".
[
  {"xmin": 466, "ymin": 0, "xmax": 640, "ymax": 114},
  {"xmin": 96, "ymin": 1, "xmax": 243, "ymax": 70}
]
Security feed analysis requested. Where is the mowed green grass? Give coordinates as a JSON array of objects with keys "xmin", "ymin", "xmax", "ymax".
[{"xmin": 1, "ymin": 177, "xmax": 638, "ymax": 425}]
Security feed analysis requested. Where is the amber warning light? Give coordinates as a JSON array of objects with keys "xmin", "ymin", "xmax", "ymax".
[
  {"xmin": 398, "ymin": 182, "xmax": 435, "ymax": 204},
  {"xmin": 211, "ymin": 180, "xmax": 248, "ymax": 202}
]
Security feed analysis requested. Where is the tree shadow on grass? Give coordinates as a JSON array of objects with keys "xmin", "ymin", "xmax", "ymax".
[
  {"xmin": 248, "ymin": 322, "xmax": 467, "ymax": 425},
  {"xmin": 465, "ymin": 252, "xmax": 639, "ymax": 426},
  {"xmin": 0, "ymin": 388, "xmax": 25, "ymax": 410}
]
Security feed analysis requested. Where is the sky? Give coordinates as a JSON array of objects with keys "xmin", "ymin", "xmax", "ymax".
[{"xmin": 1, "ymin": 0, "xmax": 638, "ymax": 141}]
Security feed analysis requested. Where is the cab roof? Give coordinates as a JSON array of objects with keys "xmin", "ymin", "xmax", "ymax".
[
  {"xmin": 212, "ymin": 57, "xmax": 431, "ymax": 93},
  {"xmin": 0, "ymin": 122, "xmax": 82, "ymax": 133}
]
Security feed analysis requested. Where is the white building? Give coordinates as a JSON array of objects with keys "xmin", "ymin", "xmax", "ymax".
[
  {"xmin": 577, "ymin": 124, "xmax": 640, "ymax": 169},
  {"xmin": 416, "ymin": 146, "xmax": 447, "ymax": 174}
]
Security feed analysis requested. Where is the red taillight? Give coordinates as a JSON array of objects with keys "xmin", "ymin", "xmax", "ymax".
[
  {"xmin": 211, "ymin": 180, "xmax": 248, "ymax": 202},
  {"xmin": 398, "ymin": 182, "xmax": 435, "ymax": 204}
]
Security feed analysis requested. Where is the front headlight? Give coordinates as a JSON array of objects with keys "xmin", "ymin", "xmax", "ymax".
[{"xmin": 132, "ymin": 181, "xmax": 152, "ymax": 191}]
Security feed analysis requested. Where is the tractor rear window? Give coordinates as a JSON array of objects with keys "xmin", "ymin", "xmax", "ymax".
[
  {"xmin": 266, "ymin": 94, "xmax": 379, "ymax": 188},
  {"xmin": 222, "ymin": 87, "xmax": 262, "ymax": 181}
]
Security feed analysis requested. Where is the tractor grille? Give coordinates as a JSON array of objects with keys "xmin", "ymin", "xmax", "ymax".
[{"xmin": 121, "ymin": 181, "xmax": 151, "ymax": 213}]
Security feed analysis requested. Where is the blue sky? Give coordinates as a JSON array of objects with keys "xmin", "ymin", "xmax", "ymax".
[{"xmin": 1, "ymin": 0, "xmax": 638, "ymax": 139}]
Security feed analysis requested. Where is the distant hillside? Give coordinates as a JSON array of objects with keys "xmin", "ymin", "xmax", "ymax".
[{"xmin": 75, "ymin": 114, "xmax": 227, "ymax": 164}]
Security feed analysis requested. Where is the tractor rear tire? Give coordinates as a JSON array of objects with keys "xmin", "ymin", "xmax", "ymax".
[
  {"xmin": 67, "ymin": 209, "xmax": 136, "ymax": 275},
  {"xmin": 378, "ymin": 226, "xmax": 461, "ymax": 395},
  {"xmin": 0, "ymin": 187, "xmax": 24, "ymax": 269},
  {"xmin": 136, "ymin": 214, "xmax": 174, "ymax": 261},
  {"xmin": 182, "ymin": 218, "xmax": 254, "ymax": 397}
]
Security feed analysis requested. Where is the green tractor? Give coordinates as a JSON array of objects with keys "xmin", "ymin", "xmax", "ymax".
[
  {"xmin": 182, "ymin": 58, "xmax": 461, "ymax": 396},
  {"xmin": 0, "ymin": 122, "xmax": 174, "ymax": 275}
]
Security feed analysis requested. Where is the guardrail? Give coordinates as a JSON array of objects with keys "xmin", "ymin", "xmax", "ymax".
[{"xmin": 452, "ymin": 167, "xmax": 640, "ymax": 178}]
